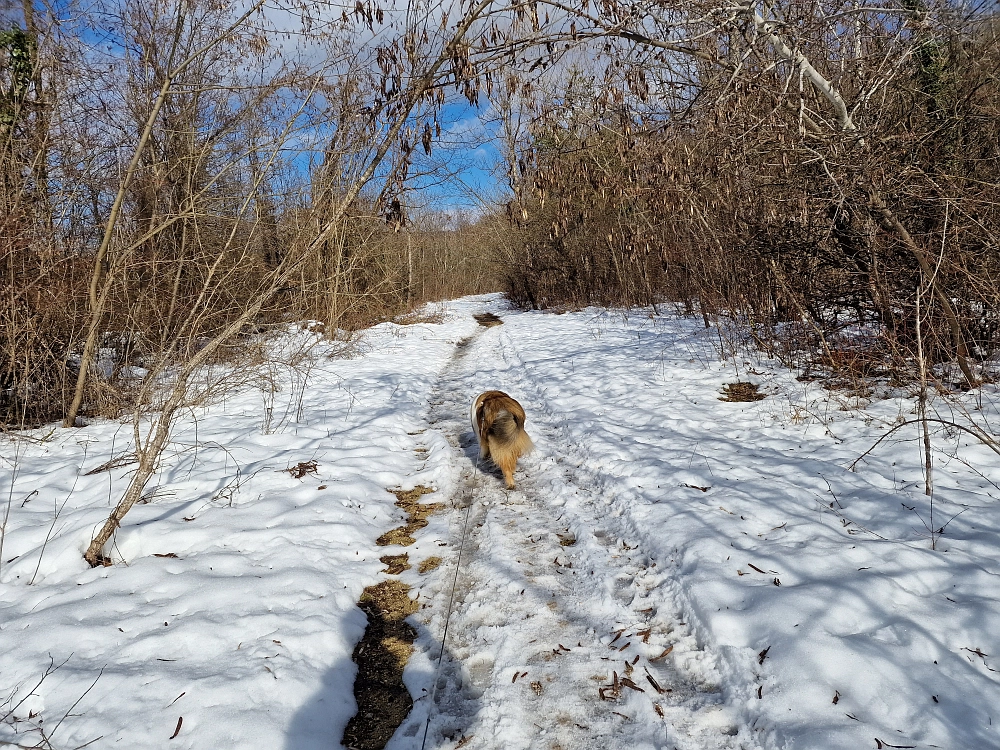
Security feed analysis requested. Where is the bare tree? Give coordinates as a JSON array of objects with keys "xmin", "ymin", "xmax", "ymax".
[
  {"xmin": 79, "ymin": 0, "xmax": 534, "ymax": 565},
  {"xmin": 499, "ymin": 0, "xmax": 998, "ymax": 384}
]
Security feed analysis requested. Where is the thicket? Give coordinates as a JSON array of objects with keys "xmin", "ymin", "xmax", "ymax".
[
  {"xmin": 0, "ymin": 2, "xmax": 495, "ymax": 431},
  {"xmin": 499, "ymin": 4, "xmax": 1000, "ymax": 386},
  {"xmin": 1, "ymin": 0, "xmax": 515, "ymax": 565}
]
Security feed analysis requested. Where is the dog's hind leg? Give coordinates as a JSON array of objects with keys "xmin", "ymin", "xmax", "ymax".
[{"xmin": 491, "ymin": 442, "xmax": 518, "ymax": 489}]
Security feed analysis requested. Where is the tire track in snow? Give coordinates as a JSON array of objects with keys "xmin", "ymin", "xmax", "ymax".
[{"xmin": 397, "ymin": 313, "xmax": 754, "ymax": 750}]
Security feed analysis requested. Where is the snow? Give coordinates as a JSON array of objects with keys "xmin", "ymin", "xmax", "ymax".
[{"xmin": 2, "ymin": 295, "xmax": 999, "ymax": 750}]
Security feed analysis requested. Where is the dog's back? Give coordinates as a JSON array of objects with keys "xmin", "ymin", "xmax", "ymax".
[
  {"xmin": 471, "ymin": 391, "xmax": 533, "ymax": 488},
  {"xmin": 473, "ymin": 390, "xmax": 526, "ymax": 441}
]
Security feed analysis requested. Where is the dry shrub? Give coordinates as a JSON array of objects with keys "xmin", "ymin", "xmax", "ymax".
[
  {"xmin": 0, "ymin": 225, "xmax": 88, "ymax": 428},
  {"xmin": 473, "ymin": 312, "xmax": 503, "ymax": 327},
  {"xmin": 496, "ymin": 10, "xmax": 1000, "ymax": 385},
  {"xmin": 1, "ymin": 1, "xmax": 504, "ymax": 430}
]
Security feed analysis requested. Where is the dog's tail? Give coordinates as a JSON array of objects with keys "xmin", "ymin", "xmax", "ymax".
[
  {"xmin": 489, "ymin": 409, "xmax": 534, "ymax": 454},
  {"xmin": 512, "ymin": 425, "xmax": 534, "ymax": 456}
]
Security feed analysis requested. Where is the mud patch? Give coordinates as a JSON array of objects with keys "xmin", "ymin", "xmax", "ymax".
[
  {"xmin": 418, "ymin": 556, "xmax": 442, "ymax": 574},
  {"xmin": 376, "ymin": 486, "xmax": 443, "ymax": 547},
  {"xmin": 342, "ymin": 580, "xmax": 419, "ymax": 750},
  {"xmin": 380, "ymin": 553, "xmax": 410, "ymax": 574},
  {"xmin": 474, "ymin": 312, "xmax": 504, "ymax": 327}
]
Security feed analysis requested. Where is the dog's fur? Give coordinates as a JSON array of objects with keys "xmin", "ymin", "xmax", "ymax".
[{"xmin": 471, "ymin": 390, "xmax": 533, "ymax": 489}]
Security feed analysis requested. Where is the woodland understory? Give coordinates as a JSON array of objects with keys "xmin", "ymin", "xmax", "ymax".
[{"xmin": 2, "ymin": 0, "xmax": 999, "ymax": 565}]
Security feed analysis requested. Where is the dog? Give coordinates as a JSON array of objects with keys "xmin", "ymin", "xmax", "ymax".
[{"xmin": 471, "ymin": 390, "xmax": 534, "ymax": 489}]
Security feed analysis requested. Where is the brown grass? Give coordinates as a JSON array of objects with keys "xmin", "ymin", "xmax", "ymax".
[
  {"xmin": 417, "ymin": 556, "xmax": 442, "ymax": 574},
  {"xmin": 375, "ymin": 486, "xmax": 442, "ymax": 547},
  {"xmin": 343, "ymin": 580, "xmax": 419, "ymax": 750},
  {"xmin": 395, "ymin": 309, "xmax": 446, "ymax": 325},
  {"xmin": 719, "ymin": 382, "xmax": 767, "ymax": 402}
]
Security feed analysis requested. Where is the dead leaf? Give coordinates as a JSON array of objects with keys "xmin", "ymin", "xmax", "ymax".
[
  {"xmin": 283, "ymin": 460, "xmax": 318, "ymax": 479},
  {"xmin": 875, "ymin": 739, "xmax": 915, "ymax": 749},
  {"xmin": 644, "ymin": 670, "xmax": 667, "ymax": 694},
  {"xmin": 650, "ymin": 646, "xmax": 673, "ymax": 662},
  {"xmin": 620, "ymin": 676, "xmax": 644, "ymax": 692}
]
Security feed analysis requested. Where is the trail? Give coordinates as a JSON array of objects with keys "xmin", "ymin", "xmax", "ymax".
[
  {"xmin": 3, "ymin": 297, "xmax": 997, "ymax": 750},
  {"xmin": 391, "ymin": 313, "xmax": 752, "ymax": 750}
]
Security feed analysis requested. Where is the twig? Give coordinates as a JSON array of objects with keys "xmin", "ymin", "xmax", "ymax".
[{"xmin": 848, "ymin": 418, "xmax": 1000, "ymax": 472}]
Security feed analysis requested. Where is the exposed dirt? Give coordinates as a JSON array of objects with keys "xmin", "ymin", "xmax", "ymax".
[
  {"xmin": 342, "ymin": 579, "xmax": 420, "ymax": 750},
  {"xmin": 344, "ymin": 485, "xmax": 446, "ymax": 748},
  {"xmin": 718, "ymin": 381, "xmax": 767, "ymax": 402},
  {"xmin": 473, "ymin": 312, "xmax": 504, "ymax": 327},
  {"xmin": 375, "ymin": 486, "xmax": 443, "ymax": 547}
]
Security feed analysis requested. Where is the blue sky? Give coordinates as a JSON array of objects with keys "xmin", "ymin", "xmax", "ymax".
[
  {"xmin": 11, "ymin": 1, "xmax": 510, "ymax": 216},
  {"xmin": 410, "ymin": 100, "xmax": 508, "ymax": 213}
]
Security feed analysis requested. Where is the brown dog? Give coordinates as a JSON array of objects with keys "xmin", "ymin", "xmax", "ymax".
[{"xmin": 471, "ymin": 390, "xmax": 534, "ymax": 489}]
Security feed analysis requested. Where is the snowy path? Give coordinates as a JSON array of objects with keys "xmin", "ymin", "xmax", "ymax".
[
  {"xmin": 392, "ymin": 320, "xmax": 749, "ymax": 750},
  {"xmin": 3, "ymin": 295, "xmax": 998, "ymax": 750},
  {"xmin": 390, "ymin": 299, "xmax": 1000, "ymax": 750}
]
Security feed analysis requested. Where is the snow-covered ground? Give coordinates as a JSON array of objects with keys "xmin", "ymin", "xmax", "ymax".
[{"xmin": 2, "ymin": 295, "xmax": 999, "ymax": 750}]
